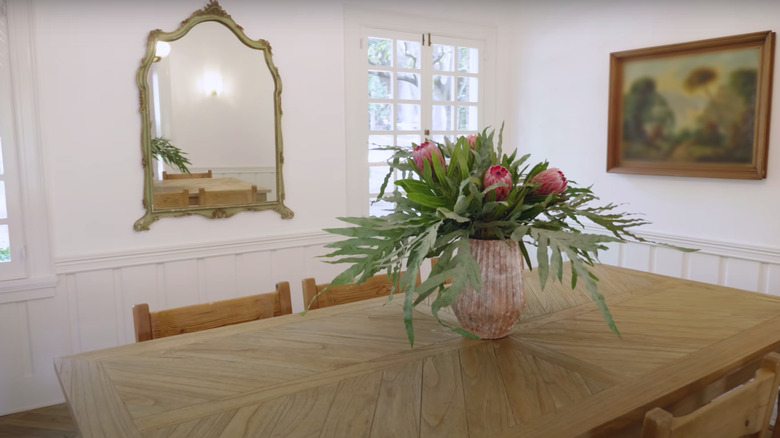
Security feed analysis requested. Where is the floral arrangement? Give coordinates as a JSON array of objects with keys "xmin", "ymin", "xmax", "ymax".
[{"xmin": 322, "ymin": 125, "xmax": 684, "ymax": 345}]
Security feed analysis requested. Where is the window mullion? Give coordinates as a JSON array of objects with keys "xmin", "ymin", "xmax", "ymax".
[{"xmin": 420, "ymin": 39, "xmax": 433, "ymax": 140}]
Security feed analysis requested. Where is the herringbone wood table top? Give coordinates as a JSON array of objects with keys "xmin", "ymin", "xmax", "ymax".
[{"xmin": 55, "ymin": 264, "xmax": 780, "ymax": 437}]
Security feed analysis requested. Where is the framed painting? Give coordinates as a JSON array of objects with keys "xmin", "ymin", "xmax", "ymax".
[{"xmin": 607, "ymin": 31, "xmax": 775, "ymax": 179}]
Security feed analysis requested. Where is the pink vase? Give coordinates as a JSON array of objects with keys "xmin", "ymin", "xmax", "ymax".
[{"xmin": 451, "ymin": 238, "xmax": 525, "ymax": 339}]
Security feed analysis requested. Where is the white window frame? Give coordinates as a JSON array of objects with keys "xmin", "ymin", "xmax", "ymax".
[
  {"xmin": 344, "ymin": 6, "xmax": 498, "ymax": 217},
  {"xmin": 0, "ymin": 0, "xmax": 55, "ymax": 303},
  {"xmin": 0, "ymin": 1, "xmax": 26, "ymax": 281}
]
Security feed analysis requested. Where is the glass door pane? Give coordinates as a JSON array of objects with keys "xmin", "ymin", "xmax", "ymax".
[
  {"xmin": 430, "ymin": 37, "xmax": 481, "ymax": 140},
  {"xmin": 367, "ymin": 32, "xmax": 423, "ymax": 215}
]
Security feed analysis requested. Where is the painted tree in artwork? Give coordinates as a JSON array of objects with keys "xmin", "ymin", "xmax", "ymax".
[
  {"xmin": 687, "ymin": 67, "xmax": 757, "ymax": 162},
  {"xmin": 684, "ymin": 66, "xmax": 728, "ymax": 145},
  {"xmin": 684, "ymin": 67, "xmax": 718, "ymax": 100},
  {"xmin": 727, "ymin": 68, "xmax": 758, "ymax": 158},
  {"xmin": 621, "ymin": 77, "xmax": 675, "ymax": 159}
]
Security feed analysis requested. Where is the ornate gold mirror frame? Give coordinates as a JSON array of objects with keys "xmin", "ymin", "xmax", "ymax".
[{"xmin": 134, "ymin": 0, "xmax": 293, "ymax": 231}]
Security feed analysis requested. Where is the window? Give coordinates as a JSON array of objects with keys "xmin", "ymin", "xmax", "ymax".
[
  {"xmin": 0, "ymin": 0, "xmax": 55, "ymax": 302},
  {"xmin": 0, "ymin": 1, "xmax": 28, "ymax": 280},
  {"xmin": 345, "ymin": 8, "xmax": 496, "ymax": 217}
]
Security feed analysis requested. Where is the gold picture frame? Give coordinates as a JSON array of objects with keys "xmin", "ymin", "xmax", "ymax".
[{"xmin": 607, "ymin": 31, "xmax": 775, "ymax": 179}]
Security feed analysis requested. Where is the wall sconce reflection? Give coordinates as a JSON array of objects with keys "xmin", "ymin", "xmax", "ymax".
[
  {"xmin": 153, "ymin": 41, "xmax": 171, "ymax": 62},
  {"xmin": 202, "ymin": 71, "xmax": 223, "ymax": 96}
]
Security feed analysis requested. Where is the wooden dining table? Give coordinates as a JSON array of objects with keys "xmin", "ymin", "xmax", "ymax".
[
  {"xmin": 154, "ymin": 177, "xmax": 272, "ymax": 204},
  {"xmin": 54, "ymin": 264, "xmax": 780, "ymax": 437}
]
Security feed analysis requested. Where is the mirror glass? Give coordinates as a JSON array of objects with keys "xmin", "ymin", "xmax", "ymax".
[{"xmin": 135, "ymin": 0, "xmax": 293, "ymax": 230}]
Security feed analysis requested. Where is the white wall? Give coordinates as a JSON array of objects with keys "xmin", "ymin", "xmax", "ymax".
[
  {"xmin": 35, "ymin": 0, "xmax": 350, "ymax": 258},
  {"xmin": 510, "ymin": 0, "xmax": 780, "ymax": 249},
  {"xmin": 0, "ymin": 0, "xmax": 519, "ymax": 415}
]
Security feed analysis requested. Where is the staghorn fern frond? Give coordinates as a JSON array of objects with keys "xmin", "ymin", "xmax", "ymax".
[{"xmin": 152, "ymin": 137, "xmax": 191, "ymax": 174}]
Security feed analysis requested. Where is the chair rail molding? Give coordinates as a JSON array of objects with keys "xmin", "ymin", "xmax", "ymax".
[
  {"xmin": 585, "ymin": 225, "xmax": 780, "ymax": 265},
  {"xmin": 56, "ymin": 230, "xmax": 340, "ymax": 274}
]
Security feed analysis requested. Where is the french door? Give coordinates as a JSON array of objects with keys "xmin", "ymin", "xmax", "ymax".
[{"xmin": 364, "ymin": 30, "xmax": 484, "ymax": 216}]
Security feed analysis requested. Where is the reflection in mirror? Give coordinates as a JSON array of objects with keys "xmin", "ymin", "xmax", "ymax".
[
  {"xmin": 150, "ymin": 22, "xmax": 277, "ymax": 200},
  {"xmin": 135, "ymin": 0, "xmax": 293, "ymax": 231}
]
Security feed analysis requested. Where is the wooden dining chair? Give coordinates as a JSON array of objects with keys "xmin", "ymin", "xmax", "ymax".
[
  {"xmin": 153, "ymin": 189, "xmax": 189, "ymax": 208},
  {"xmin": 302, "ymin": 272, "xmax": 420, "ymax": 310},
  {"xmin": 640, "ymin": 352, "xmax": 780, "ymax": 438},
  {"xmin": 132, "ymin": 281, "xmax": 292, "ymax": 342},
  {"xmin": 162, "ymin": 169, "xmax": 212, "ymax": 180},
  {"xmin": 198, "ymin": 185, "xmax": 257, "ymax": 206}
]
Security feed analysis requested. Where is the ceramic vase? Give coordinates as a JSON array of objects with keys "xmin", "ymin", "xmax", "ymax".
[{"xmin": 451, "ymin": 238, "xmax": 525, "ymax": 339}]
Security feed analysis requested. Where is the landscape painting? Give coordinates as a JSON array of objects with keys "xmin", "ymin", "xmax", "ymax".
[{"xmin": 607, "ymin": 32, "xmax": 774, "ymax": 179}]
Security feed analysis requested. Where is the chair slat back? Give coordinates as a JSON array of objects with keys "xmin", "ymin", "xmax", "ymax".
[
  {"xmin": 302, "ymin": 272, "xmax": 418, "ymax": 310},
  {"xmin": 641, "ymin": 352, "xmax": 780, "ymax": 438},
  {"xmin": 132, "ymin": 281, "xmax": 292, "ymax": 342},
  {"xmin": 162, "ymin": 170, "xmax": 212, "ymax": 180}
]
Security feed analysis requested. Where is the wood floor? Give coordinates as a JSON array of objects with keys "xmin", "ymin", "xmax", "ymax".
[{"xmin": 0, "ymin": 403, "xmax": 77, "ymax": 438}]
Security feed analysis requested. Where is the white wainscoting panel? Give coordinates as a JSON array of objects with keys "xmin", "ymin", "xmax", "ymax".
[
  {"xmin": 162, "ymin": 259, "xmax": 200, "ymax": 310},
  {"xmin": 766, "ymin": 264, "xmax": 780, "ymax": 297},
  {"xmin": 724, "ymin": 258, "xmax": 763, "ymax": 293},
  {"xmin": 620, "ymin": 242, "xmax": 652, "ymax": 272},
  {"xmin": 71, "ymin": 270, "xmax": 119, "ymax": 353},
  {"xmin": 2, "ymin": 230, "xmax": 780, "ymax": 416},
  {"xmin": 236, "ymin": 251, "xmax": 275, "ymax": 299},
  {"xmin": 596, "ymin": 242, "xmax": 621, "ymax": 266},
  {"xmin": 651, "ymin": 246, "xmax": 686, "ymax": 278},
  {"xmin": 202, "ymin": 255, "xmax": 240, "ymax": 302},
  {"xmin": 686, "ymin": 251, "xmax": 721, "ymax": 286},
  {"xmin": 0, "ymin": 302, "xmax": 24, "ymax": 407},
  {"xmin": 24, "ymin": 289, "xmax": 72, "ymax": 408}
]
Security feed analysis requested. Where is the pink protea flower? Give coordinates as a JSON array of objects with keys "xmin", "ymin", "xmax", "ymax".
[
  {"xmin": 530, "ymin": 168, "xmax": 568, "ymax": 196},
  {"xmin": 412, "ymin": 141, "xmax": 446, "ymax": 173},
  {"xmin": 466, "ymin": 134, "xmax": 478, "ymax": 149},
  {"xmin": 483, "ymin": 165, "xmax": 513, "ymax": 201}
]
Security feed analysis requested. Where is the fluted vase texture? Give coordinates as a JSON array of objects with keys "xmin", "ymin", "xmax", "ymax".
[{"xmin": 452, "ymin": 238, "xmax": 525, "ymax": 339}]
